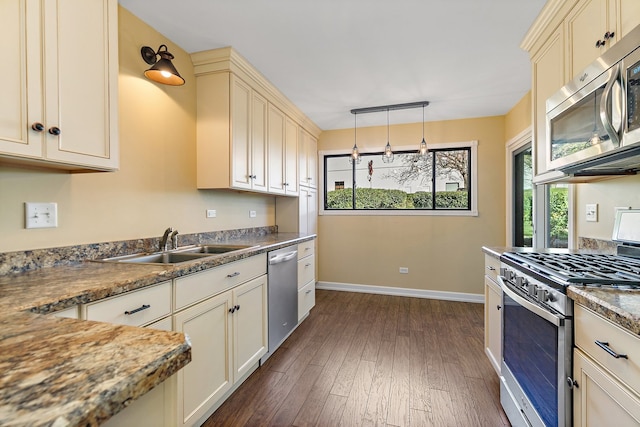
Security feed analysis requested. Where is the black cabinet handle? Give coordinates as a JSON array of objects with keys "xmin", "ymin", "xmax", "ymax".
[
  {"xmin": 497, "ymin": 305, "xmax": 502, "ymax": 311},
  {"xmin": 595, "ymin": 340, "xmax": 628, "ymax": 359},
  {"xmin": 229, "ymin": 304, "xmax": 241, "ymax": 313},
  {"xmin": 124, "ymin": 304, "xmax": 150, "ymax": 315},
  {"xmin": 235, "ymin": 304, "xmax": 240, "ymax": 311},
  {"xmin": 567, "ymin": 377, "xmax": 579, "ymax": 389},
  {"xmin": 48, "ymin": 126, "xmax": 61, "ymax": 135},
  {"xmin": 31, "ymin": 122, "xmax": 45, "ymax": 132},
  {"xmin": 227, "ymin": 272, "xmax": 240, "ymax": 278}
]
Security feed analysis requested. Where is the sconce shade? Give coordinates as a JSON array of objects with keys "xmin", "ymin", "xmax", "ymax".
[{"xmin": 141, "ymin": 45, "xmax": 185, "ymax": 86}]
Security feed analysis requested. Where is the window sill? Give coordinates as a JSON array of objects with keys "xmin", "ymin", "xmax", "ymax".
[{"xmin": 319, "ymin": 209, "xmax": 479, "ymax": 217}]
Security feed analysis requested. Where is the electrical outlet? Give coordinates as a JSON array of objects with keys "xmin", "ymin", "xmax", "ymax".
[
  {"xmin": 399, "ymin": 267, "xmax": 409, "ymax": 274},
  {"xmin": 25, "ymin": 202, "xmax": 58, "ymax": 229},
  {"xmin": 249, "ymin": 210, "xmax": 257, "ymax": 218},
  {"xmin": 206, "ymin": 209, "xmax": 217, "ymax": 218},
  {"xmin": 585, "ymin": 203, "xmax": 598, "ymax": 222}
]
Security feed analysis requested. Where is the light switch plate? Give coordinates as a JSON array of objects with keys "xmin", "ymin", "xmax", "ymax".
[
  {"xmin": 249, "ymin": 210, "xmax": 257, "ymax": 218},
  {"xmin": 25, "ymin": 202, "xmax": 58, "ymax": 229},
  {"xmin": 206, "ymin": 209, "xmax": 217, "ymax": 218},
  {"xmin": 586, "ymin": 203, "xmax": 598, "ymax": 222}
]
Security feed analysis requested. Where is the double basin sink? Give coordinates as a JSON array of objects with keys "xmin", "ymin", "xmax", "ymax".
[{"xmin": 100, "ymin": 244, "xmax": 258, "ymax": 265}]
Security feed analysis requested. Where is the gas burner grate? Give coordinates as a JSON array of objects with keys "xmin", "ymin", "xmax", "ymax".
[{"xmin": 501, "ymin": 252, "xmax": 640, "ymax": 288}]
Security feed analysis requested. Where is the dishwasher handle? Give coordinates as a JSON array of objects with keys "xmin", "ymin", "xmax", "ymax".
[{"xmin": 269, "ymin": 251, "xmax": 298, "ymax": 265}]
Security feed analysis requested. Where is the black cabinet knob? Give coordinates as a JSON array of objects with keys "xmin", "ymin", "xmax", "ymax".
[
  {"xmin": 604, "ymin": 31, "xmax": 614, "ymax": 40},
  {"xmin": 31, "ymin": 122, "xmax": 44, "ymax": 132},
  {"xmin": 595, "ymin": 39, "xmax": 605, "ymax": 48},
  {"xmin": 48, "ymin": 126, "xmax": 61, "ymax": 136}
]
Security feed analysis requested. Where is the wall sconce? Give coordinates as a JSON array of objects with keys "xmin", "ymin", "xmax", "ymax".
[{"xmin": 141, "ymin": 44, "xmax": 185, "ymax": 86}]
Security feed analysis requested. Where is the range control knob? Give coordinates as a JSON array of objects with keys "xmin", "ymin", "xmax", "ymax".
[
  {"xmin": 537, "ymin": 288, "xmax": 549, "ymax": 303},
  {"xmin": 515, "ymin": 276, "xmax": 528, "ymax": 288},
  {"xmin": 527, "ymin": 283, "xmax": 538, "ymax": 297}
]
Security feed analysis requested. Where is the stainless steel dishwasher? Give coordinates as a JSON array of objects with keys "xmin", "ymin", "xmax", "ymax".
[{"xmin": 262, "ymin": 245, "xmax": 298, "ymax": 362}]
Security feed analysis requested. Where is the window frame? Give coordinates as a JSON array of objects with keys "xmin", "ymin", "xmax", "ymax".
[{"xmin": 319, "ymin": 141, "xmax": 478, "ymax": 216}]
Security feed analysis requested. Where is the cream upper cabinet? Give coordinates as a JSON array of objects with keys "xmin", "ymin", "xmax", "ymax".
[
  {"xmin": 566, "ymin": 0, "xmax": 612, "ymax": 79},
  {"xmin": 284, "ymin": 117, "xmax": 299, "ymax": 196},
  {"xmin": 0, "ymin": 0, "xmax": 119, "ymax": 171},
  {"xmin": 192, "ymin": 47, "xmax": 321, "ymax": 194},
  {"xmin": 299, "ymin": 129, "xmax": 318, "ymax": 189},
  {"xmin": 267, "ymin": 104, "xmax": 286, "ymax": 194},
  {"xmin": 615, "ymin": 0, "xmax": 640, "ymax": 39},
  {"xmin": 532, "ymin": 25, "xmax": 566, "ymax": 179}
]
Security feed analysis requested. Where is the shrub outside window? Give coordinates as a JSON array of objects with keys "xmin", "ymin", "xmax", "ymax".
[{"xmin": 320, "ymin": 141, "xmax": 478, "ymax": 216}]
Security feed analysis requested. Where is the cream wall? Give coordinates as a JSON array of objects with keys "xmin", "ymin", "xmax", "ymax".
[
  {"xmin": 505, "ymin": 91, "xmax": 531, "ymax": 141},
  {"xmin": 317, "ymin": 116, "xmax": 506, "ymax": 295},
  {"xmin": 0, "ymin": 7, "xmax": 274, "ymax": 253}
]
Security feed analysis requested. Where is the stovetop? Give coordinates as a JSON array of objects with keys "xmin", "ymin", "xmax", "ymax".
[{"xmin": 501, "ymin": 251, "xmax": 640, "ymax": 289}]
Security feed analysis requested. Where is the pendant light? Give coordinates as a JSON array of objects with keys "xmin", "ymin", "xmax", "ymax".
[
  {"xmin": 418, "ymin": 104, "xmax": 428, "ymax": 156},
  {"xmin": 349, "ymin": 112, "xmax": 361, "ymax": 164},
  {"xmin": 382, "ymin": 108, "xmax": 394, "ymax": 163}
]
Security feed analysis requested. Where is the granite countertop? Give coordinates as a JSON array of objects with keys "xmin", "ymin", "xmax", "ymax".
[
  {"xmin": 481, "ymin": 245, "xmax": 640, "ymax": 337},
  {"xmin": 0, "ymin": 232, "xmax": 315, "ymax": 426}
]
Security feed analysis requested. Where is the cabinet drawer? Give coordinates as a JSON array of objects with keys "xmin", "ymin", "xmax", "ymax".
[
  {"xmin": 297, "ymin": 255, "xmax": 315, "ymax": 289},
  {"xmin": 84, "ymin": 281, "xmax": 171, "ymax": 327},
  {"xmin": 484, "ymin": 254, "xmax": 500, "ymax": 283},
  {"xmin": 298, "ymin": 241, "xmax": 314, "ymax": 259},
  {"xmin": 298, "ymin": 280, "xmax": 315, "ymax": 321},
  {"xmin": 575, "ymin": 304, "xmax": 640, "ymax": 393},
  {"xmin": 175, "ymin": 254, "xmax": 266, "ymax": 310}
]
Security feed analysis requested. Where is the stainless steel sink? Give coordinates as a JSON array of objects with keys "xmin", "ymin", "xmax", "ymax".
[
  {"xmin": 97, "ymin": 244, "xmax": 258, "ymax": 265},
  {"xmin": 101, "ymin": 251, "xmax": 210, "ymax": 264},
  {"xmin": 177, "ymin": 244, "xmax": 257, "ymax": 254}
]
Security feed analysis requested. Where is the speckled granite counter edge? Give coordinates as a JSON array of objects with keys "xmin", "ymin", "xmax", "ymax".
[{"xmin": 568, "ymin": 286, "xmax": 640, "ymax": 336}]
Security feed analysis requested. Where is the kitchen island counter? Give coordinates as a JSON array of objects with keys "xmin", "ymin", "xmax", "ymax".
[
  {"xmin": 0, "ymin": 232, "xmax": 314, "ymax": 426},
  {"xmin": 568, "ymin": 286, "xmax": 640, "ymax": 336}
]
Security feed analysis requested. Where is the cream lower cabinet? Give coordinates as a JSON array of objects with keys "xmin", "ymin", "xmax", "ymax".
[
  {"xmin": 484, "ymin": 254, "xmax": 502, "ymax": 375},
  {"xmin": 573, "ymin": 304, "xmax": 640, "ymax": 426},
  {"xmin": 297, "ymin": 241, "xmax": 316, "ymax": 321},
  {"xmin": 0, "ymin": 0, "xmax": 118, "ymax": 171},
  {"xmin": 173, "ymin": 273, "xmax": 267, "ymax": 427}
]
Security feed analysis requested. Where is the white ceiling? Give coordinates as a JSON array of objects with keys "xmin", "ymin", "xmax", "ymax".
[{"xmin": 119, "ymin": 0, "xmax": 546, "ymax": 130}]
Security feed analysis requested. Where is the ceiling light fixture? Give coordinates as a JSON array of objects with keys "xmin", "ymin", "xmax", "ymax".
[
  {"xmin": 350, "ymin": 100, "xmax": 429, "ymax": 162},
  {"xmin": 349, "ymin": 112, "xmax": 361, "ymax": 164},
  {"xmin": 419, "ymin": 104, "xmax": 428, "ymax": 156},
  {"xmin": 141, "ymin": 44, "xmax": 185, "ymax": 86},
  {"xmin": 382, "ymin": 108, "xmax": 394, "ymax": 163}
]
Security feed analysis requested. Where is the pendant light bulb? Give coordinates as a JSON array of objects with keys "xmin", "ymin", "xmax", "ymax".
[
  {"xmin": 350, "ymin": 113, "xmax": 361, "ymax": 164},
  {"xmin": 382, "ymin": 109, "xmax": 394, "ymax": 163},
  {"xmin": 419, "ymin": 104, "xmax": 428, "ymax": 156}
]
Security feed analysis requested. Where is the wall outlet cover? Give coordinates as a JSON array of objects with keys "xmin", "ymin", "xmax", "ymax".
[
  {"xmin": 206, "ymin": 209, "xmax": 217, "ymax": 218},
  {"xmin": 586, "ymin": 203, "xmax": 598, "ymax": 222},
  {"xmin": 249, "ymin": 210, "xmax": 257, "ymax": 218}
]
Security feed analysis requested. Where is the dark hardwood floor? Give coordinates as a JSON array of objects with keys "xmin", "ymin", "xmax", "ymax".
[{"xmin": 203, "ymin": 290, "xmax": 510, "ymax": 427}]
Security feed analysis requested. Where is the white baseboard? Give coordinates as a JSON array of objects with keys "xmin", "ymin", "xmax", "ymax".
[{"xmin": 315, "ymin": 281, "xmax": 484, "ymax": 304}]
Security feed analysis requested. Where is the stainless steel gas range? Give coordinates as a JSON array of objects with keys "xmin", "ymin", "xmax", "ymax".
[{"xmin": 497, "ymin": 209, "xmax": 640, "ymax": 427}]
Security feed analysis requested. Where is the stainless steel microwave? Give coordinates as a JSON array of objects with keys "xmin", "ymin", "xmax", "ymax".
[{"xmin": 545, "ymin": 24, "xmax": 640, "ymax": 177}]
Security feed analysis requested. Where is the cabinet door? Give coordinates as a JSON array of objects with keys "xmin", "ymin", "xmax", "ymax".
[
  {"xmin": 307, "ymin": 133, "xmax": 318, "ymax": 189},
  {"xmin": 232, "ymin": 275, "xmax": 267, "ymax": 382},
  {"xmin": 174, "ymin": 292, "xmax": 233, "ymax": 427},
  {"xmin": 285, "ymin": 117, "xmax": 299, "ymax": 195},
  {"xmin": 0, "ymin": 0, "xmax": 43, "ymax": 158},
  {"xmin": 532, "ymin": 25, "xmax": 565, "ymax": 179},
  {"xmin": 566, "ymin": 0, "xmax": 609, "ymax": 79},
  {"xmin": 573, "ymin": 349, "xmax": 640, "ymax": 427},
  {"xmin": 484, "ymin": 276, "xmax": 502, "ymax": 375},
  {"xmin": 614, "ymin": 0, "xmax": 640, "ymax": 40},
  {"xmin": 307, "ymin": 186, "xmax": 317, "ymax": 234},
  {"xmin": 42, "ymin": 0, "xmax": 118, "ymax": 169},
  {"xmin": 230, "ymin": 76, "xmax": 253, "ymax": 190},
  {"xmin": 268, "ymin": 104, "xmax": 286, "ymax": 194},
  {"xmin": 250, "ymin": 91, "xmax": 268, "ymax": 192}
]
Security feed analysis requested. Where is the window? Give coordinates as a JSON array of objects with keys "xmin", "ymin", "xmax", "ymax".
[
  {"xmin": 320, "ymin": 141, "xmax": 477, "ymax": 215},
  {"xmin": 513, "ymin": 145, "xmax": 533, "ymax": 247}
]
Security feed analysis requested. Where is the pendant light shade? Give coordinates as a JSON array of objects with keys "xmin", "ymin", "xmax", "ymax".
[
  {"xmin": 349, "ymin": 113, "xmax": 361, "ymax": 164},
  {"xmin": 141, "ymin": 45, "xmax": 185, "ymax": 86},
  {"xmin": 382, "ymin": 109, "xmax": 394, "ymax": 163},
  {"xmin": 419, "ymin": 104, "xmax": 428, "ymax": 156}
]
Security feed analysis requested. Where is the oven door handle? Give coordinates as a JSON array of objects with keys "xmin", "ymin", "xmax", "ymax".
[{"xmin": 499, "ymin": 276, "xmax": 565, "ymax": 327}]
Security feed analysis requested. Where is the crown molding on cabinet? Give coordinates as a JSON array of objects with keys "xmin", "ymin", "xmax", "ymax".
[
  {"xmin": 520, "ymin": 0, "xmax": 578, "ymax": 54},
  {"xmin": 191, "ymin": 47, "xmax": 322, "ymax": 138}
]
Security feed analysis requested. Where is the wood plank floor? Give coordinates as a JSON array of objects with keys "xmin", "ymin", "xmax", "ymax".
[{"xmin": 202, "ymin": 290, "xmax": 510, "ymax": 427}]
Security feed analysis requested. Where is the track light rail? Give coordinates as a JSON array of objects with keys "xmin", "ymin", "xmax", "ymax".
[{"xmin": 350, "ymin": 101, "xmax": 429, "ymax": 115}]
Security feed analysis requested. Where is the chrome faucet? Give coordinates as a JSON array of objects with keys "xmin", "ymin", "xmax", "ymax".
[
  {"xmin": 159, "ymin": 227, "xmax": 173, "ymax": 251},
  {"xmin": 170, "ymin": 229, "xmax": 179, "ymax": 249}
]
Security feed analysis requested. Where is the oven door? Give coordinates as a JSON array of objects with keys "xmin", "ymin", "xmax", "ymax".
[{"xmin": 500, "ymin": 280, "xmax": 572, "ymax": 427}]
